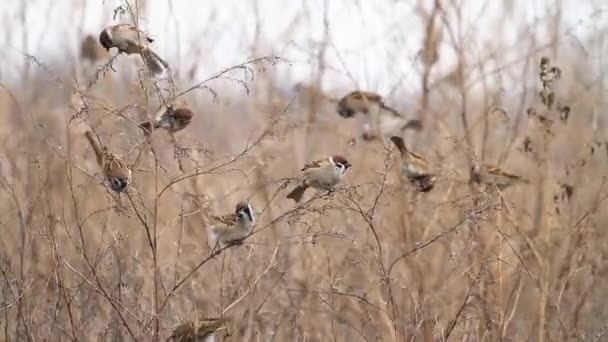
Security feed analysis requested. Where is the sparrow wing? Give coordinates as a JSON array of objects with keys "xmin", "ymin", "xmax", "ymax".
[
  {"xmin": 300, "ymin": 158, "xmax": 328, "ymax": 171},
  {"xmin": 408, "ymin": 151, "xmax": 431, "ymax": 170},
  {"xmin": 114, "ymin": 24, "xmax": 150, "ymax": 47},
  {"xmin": 103, "ymin": 154, "xmax": 131, "ymax": 179},
  {"xmin": 210, "ymin": 213, "xmax": 239, "ymax": 225},
  {"xmin": 352, "ymin": 91, "xmax": 383, "ymax": 103}
]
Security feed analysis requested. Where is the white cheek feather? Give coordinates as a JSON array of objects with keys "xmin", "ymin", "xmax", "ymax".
[{"xmin": 247, "ymin": 205, "xmax": 255, "ymax": 223}]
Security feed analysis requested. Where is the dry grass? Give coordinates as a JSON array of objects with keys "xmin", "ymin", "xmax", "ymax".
[{"xmin": 1, "ymin": 1, "xmax": 607, "ymax": 341}]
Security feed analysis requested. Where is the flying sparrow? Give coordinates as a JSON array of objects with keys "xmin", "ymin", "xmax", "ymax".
[
  {"xmin": 390, "ymin": 136, "xmax": 435, "ymax": 192},
  {"xmin": 208, "ymin": 201, "xmax": 255, "ymax": 246},
  {"xmin": 337, "ymin": 91, "xmax": 422, "ymax": 142},
  {"xmin": 99, "ymin": 24, "xmax": 169, "ymax": 75},
  {"xmin": 469, "ymin": 163, "xmax": 528, "ymax": 190},
  {"xmin": 286, "ymin": 155, "xmax": 352, "ymax": 203},
  {"xmin": 80, "ymin": 34, "xmax": 108, "ymax": 63},
  {"xmin": 84, "ymin": 130, "xmax": 132, "ymax": 193},
  {"xmin": 139, "ymin": 102, "xmax": 193, "ymax": 135},
  {"xmin": 167, "ymin": 317, "xmax": 229, "ymax": 342}
]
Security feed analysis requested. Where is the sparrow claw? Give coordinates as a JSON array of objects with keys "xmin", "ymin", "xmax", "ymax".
[{"xmin": 325, "ymin": 189, "xmax": 337, "ymax": 198}]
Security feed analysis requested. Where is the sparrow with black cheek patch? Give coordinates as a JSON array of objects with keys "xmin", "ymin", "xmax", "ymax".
[
  {"xmin": 337, "ymin": 91, "xmax": 422, "ymax": 142},
  {"xmin": 208, "ymin": 201, "xmax": 255, "ymax": 246},
  {"xmin": 99, "ymin": 24, "xmax": 169, "ymax": 75},
  {"xmin": 390, "ymin": 136, "xmax": 435, "ymax": 192},
  {"xmin": 286, "ymin": 155, "xmax": 351, "ymax": 203},
  {"xmin": 469, "ymin": 163, "xmax": 528, "ymax": 190},
  {"xmin": 167, "ymin": 317, "xmax": 229, "ymax": 342},
  {"xmin": 139, "ymin": 102, "xmax": 193, "ymax": 135},
  {"xmin": 84, "ymin": 131, "xmax": 132, "ymax": 193}
]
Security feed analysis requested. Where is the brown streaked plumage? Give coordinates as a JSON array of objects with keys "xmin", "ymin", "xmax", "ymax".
[
  {"xmin": 208, "ymin": 201, "xmax": 255, "ymax": 246},
  {"xmin": 470, "ymin": 163, "xmax": 528, "ymax": 190},
  {"xmin": 139, "ymin": 103, "xmax": 193, "ymax": 135},
  {"xmin": 167, "ymin": 317, "xmax": 229, "ymax": 342},
  {"xmin": 84, "ymin": 131, "xmax": 132, "ymax": 193},
  {"xmin": 287, "ymin": 155, "xmax": 351, "ymax": 203},
  {"xmin": 337, "ymin": 91, "xmax": 422, "ymax": 142},
  {"xmin": 390, "ymin": 136, "xmax": 435, "ymax": 192},
  {"xmin": 99, "ymin": 24, "xmax": 168, "ymax": 75}
]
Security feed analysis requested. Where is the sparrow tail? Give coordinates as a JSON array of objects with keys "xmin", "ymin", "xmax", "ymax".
[
  {"xmin": 389, "ymin": 136, "xmax": 408, "ymax": 155},
  {"xmin": 84, "ymin": 130, "xmax": 104, "ymax": 167},
  {"xmin": 140, "ymin": 48, "xmax": 168, "ymax": 75},
  {"xmin": 286, "ymin": 184, "xmax": 308, "ymax": 203},
  {"xmin": 401, "ymin": 119, "xmax": 423, "ymax": 131}
]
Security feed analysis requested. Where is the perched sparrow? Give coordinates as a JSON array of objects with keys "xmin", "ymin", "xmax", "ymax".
[
  {"xmin": 208, "ymin": 201, "xmax": 255, "ymax": 246},
  {"xmin": 139, "ymin": 103, "xmax": 193, "ymax": 135},
  {"xmin": 99, "ymin": 24, "xmax": 169, "ymax": 74},
  {"xmin": 337, "ymin": 91, "xmax": 422, "ymax": 141},
  {"xmin": 286, "ymin": 155, "xmax": 352, "ymax": 203},
  {"xmin": 390, "ymin": 136, "xmax": 435, "ymax": 192},
  {"xmin": 167, "ymin": 317, "xmax": 229, "ymax": 342},
  {"xmin": 84, "ymin": 131, "xmax": 132, "ymax": 193},
  {"xmin": 469, "ymin": 163, "xmax": 528, "ymax": 190},
  {"xmin": 80, "ymin": 34, "xmax": 108, "ymax": 62}
]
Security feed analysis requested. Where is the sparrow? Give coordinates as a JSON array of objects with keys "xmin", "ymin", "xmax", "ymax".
[
  {"xmin": 286, "ymin": 155, "xmax": 352, "ymax": 203},
  {"xmin": 80, "ymin": 34, "xmax": 108, "ymax": 63},
  {"xmin": 139, "ymin": 102, "xmax": 193, "ymax": 135},
  {"xmin": 167, "ymin": 317, "xmax": 229, "ymax": 342},
  {"xmin": 469, "ymin": 163, "xmax": 528, "ymax": 190},
  {"xmin": 99, "ymin": 24, "xmax": 169, "ymax": 75},
  {"xmin": 337, "ymin": 91, "xmax": 422, "ymax": 141},
  {"xmin": 84, "ymin": 130, "xmax": 132, "ymax": 193},
  {"xmin": 390, "ymin": 136, "xmax": 435, "ymax": 192},
  {"xmin": 208, "ymin": 201, "xmax": 255, "ymax": 246}
]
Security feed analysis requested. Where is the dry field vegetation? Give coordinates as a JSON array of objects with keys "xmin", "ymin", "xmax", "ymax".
[{"xmin": 1, "ymin": 0, "xmax": 608, "ymax": 341}]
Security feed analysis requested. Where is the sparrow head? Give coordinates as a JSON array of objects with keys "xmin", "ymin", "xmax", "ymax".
[
  {"xmin": 109, "ymin": 177, "xmax": 130, "ymax": 193},
  {"xmin": 331, "ymin": 155, "xmax": 351, "ymax": 174},
  {"xmin": 173, "ymin": 107, "xmax": 194, "ymax": 122},
  {"xmin": 337, "ymin": 91, "xmax": 382, "ymax": 118},
  {"xmin": 99, "ymin": 28, "xmax": 112, "ymax": 51},
  {"xmin": 235, "ymin": 201, "xmax": 254, "ymax": 223}
]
